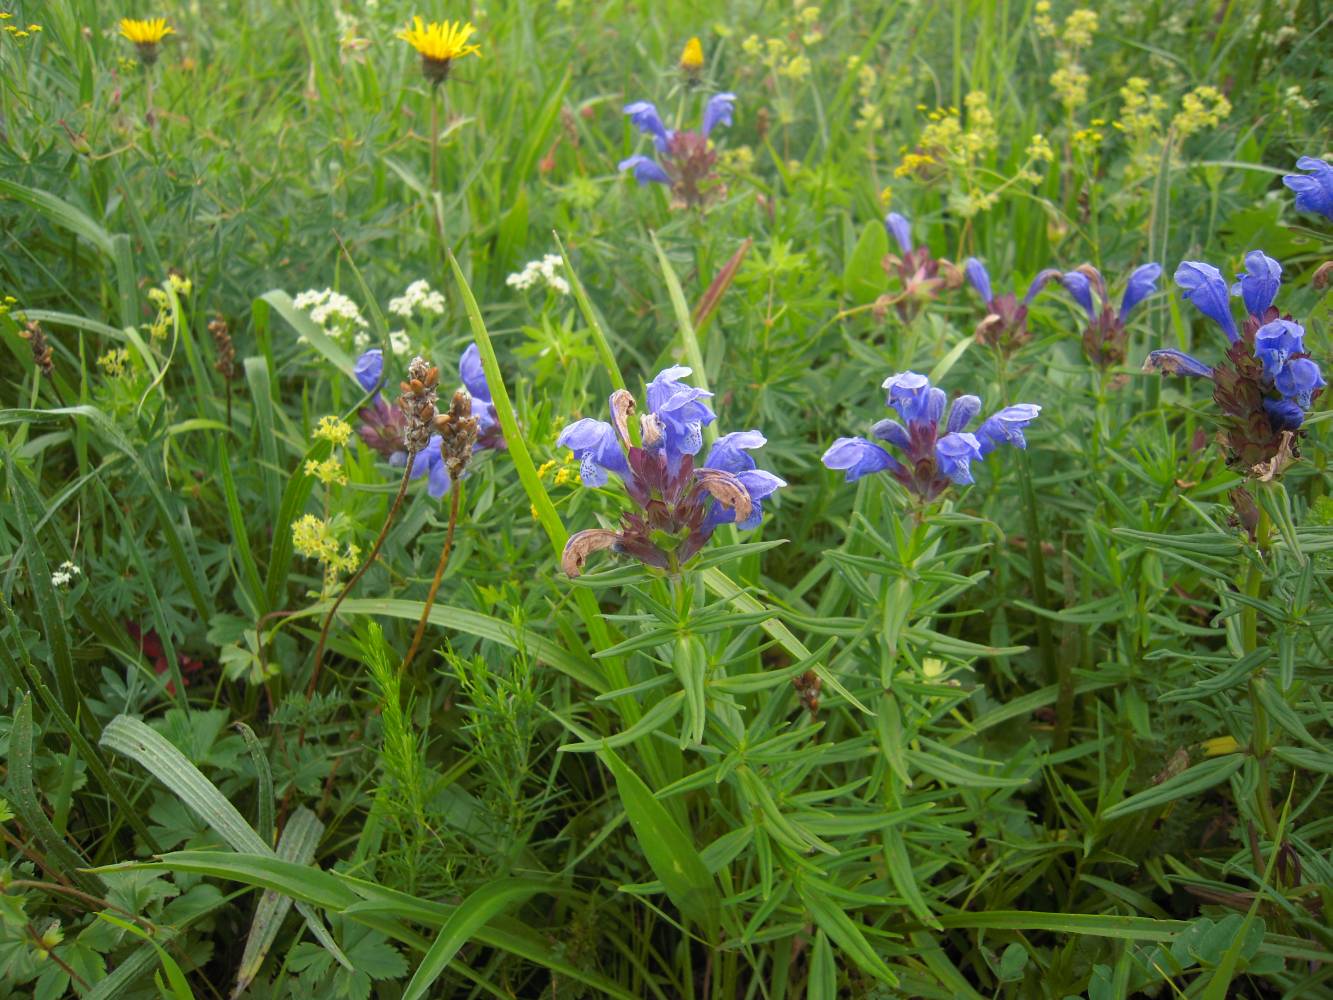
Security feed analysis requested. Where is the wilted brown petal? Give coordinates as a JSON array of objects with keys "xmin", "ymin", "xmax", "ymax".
[
  {"xmin": 694, "ymin": 468, "xmax": 752, "ymax": 523},
  {"xmin": 610, "ymin": 389, "xmax": 636, "ymax": 447},
  {"xmin": 1250, "ymin": 430, "xmax": 1295, "ymax": 482},
  {"xmin": 561, "ymin": 529, "xmax": 621, "ymax": 577}
]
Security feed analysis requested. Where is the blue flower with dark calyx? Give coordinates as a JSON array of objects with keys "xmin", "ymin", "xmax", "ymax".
[
  {"xmin": 457, "ymin": 343, "xmax": 505, "ymax": 450},
  {"xmin": 701, "ymin": 92, "xmax": 736, "ymax": 136},
  {"xmin": 1120, "ymin": 263, "xmax": 1162, "ymax": 321},
  {"xmin": 559, "ymin": 383, "xmax": 779, "ymax": 577},
  {"xmin": 557, "ymin": 416, "xmax": 629, "ymax": 486},
  {"xmin": 645, "ymin": 365, "xmax": 715, "ymax": 463},
  {"xmin": 823, "ymin": 371, "xmax": 1039, "ymax": 501},
  {"xmin": 354, "ymin": 348, "xmax": 383, "ymax": 394},
  {"xmin": 624, "ymin": 101, "xmax": 670, "ymax": 150},
  {"xmin": 821, "ymin": 437, "xmax": 903, "ymax": 482},
  {"xmin": 1274, "ymin": 358, "xmax": 1326, "ymax": 409},
  {"xmin": 974, "ymin": 404, "xmax": 1040, "ymax": 456},
  {"xmin": 1060, "ymin": 263, "xmax": 1160, "ymax": 368},
  {"xmin": 618, "ymin": 154, "xmax": 671, "ymax": 187},
  {"xmin": 1263, "ymin": 398, "xmax": 1305, "ymax": 432},
  {"xmin": 1283, "ymin": 156, "xmax": 1333, "ymax": 219},
  {"xmin": 884, "ymin": 212, "xmax": 913, "ymax": 254},
  {"xmin": 1175, "ymin": 260, "xmax": 1238, "ymax": 342},
  {"xmin": 965, "ymin": 257, "xmax": 1059, "ymax": 350},
  {"xmin": 1253, "ymin": 319, "xmax": 1305, "ymax": 378},
  {"xmin": 1141, "ymin": 348, "xmax": 1214, "ymax": 378},
  {"xmin": 1232, "ymin": 251, "xmax": 1282, "ymax": 320}
]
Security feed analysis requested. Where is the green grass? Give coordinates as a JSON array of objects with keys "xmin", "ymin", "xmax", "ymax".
[{"xmin": 1, "ymin": 1, "xmax": 1331, "ymax": 997}]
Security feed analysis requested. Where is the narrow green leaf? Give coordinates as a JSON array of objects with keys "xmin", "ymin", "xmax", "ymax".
[
  {"xmin": 1101, "ymin": 755, "xmax": 1245, "ymax": 819},
  {"xmin": 402, "ymin": 880, "xmax": 550, "ymax": 1000}
]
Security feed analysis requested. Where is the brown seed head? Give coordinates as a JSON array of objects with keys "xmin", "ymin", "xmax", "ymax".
[
  {"xmin": 435, "ymin": 389, "xmax": 480, "ymax": 480},
  {"xmin": 20, "ymin": 320, "xmax": 54, "ymax": 377},
  {"xmin": 398, "ymin": 355, "xmax": 439, "ymax": 454},
  {"xmin": 208, "ymin": 316, "xmax": 236, "ymax": 380}
]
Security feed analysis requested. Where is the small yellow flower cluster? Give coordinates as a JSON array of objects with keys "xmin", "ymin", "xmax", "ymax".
[
  {"xmin": 1025, "ymin": 133, "xmax": 1055, "ymax": 163},
  {"xmin": 538, "ymin": 455, "xmax": 578, "ymax": 488},
  {"xmin": 314, "ymin": 415, "xmax": 353, "ymax": 446},
  {"xmin": 894, "ymin": 152, "xmax": 937, "ymax": 179},
  {"xmin": 1172, "ymin": 85, "xmax": 1231, "ymax": 139},
  {"xmin": 847, "ymin": 58, "xmax": 884, "ymax": 134},
  {"xmin": 2, "ymin": 15, "xmax": 41, "ymax": 40},
  {"xmin": 718, "ymin": 145, "xmax": 755, "ymax": 174},
  {"xmin": 1115, "ymin": 78, "xmax": 1166, "ymax": 142},
  {"xmin": 0, "ymin": 294, "xmax": 16, "ymax": 317},
  {"xmin": 291, "ymin": 514, "xmax": 361, "ymax": 589},
  {"xmin": 145, "ymin": 273, "xmax": 190, "ymax": 340},
  {"xmin": 740, "ymin": 5, "xmax": 821, "ymax": 92},
  {"xmin": 97, "ymin": 348, "xmax": 131, "ymax": 378},
  {"xmin": 304, "ymin": 457, "xmax": 348, "ymax": 486},
  {"xmin": 1036, "ymin": 6, "xmax": 1098, "ymax": 114},
  {"xmin": 1072, "ymin": 123, "xmax": 1105, "ymax": 155},
  {"xmin": 1050, "ymin": 64, "xmax": 1090, "ymax": 112}
]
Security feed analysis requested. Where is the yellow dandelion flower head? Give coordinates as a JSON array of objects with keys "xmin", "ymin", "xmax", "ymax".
[
  {"xmin": 397, "ymin": 16, "xmax": 480, "ymax": 76},
  {"xmin": 119, "ymin": 17, "xmax": 173, "ymax": 46},
  {"xmin": 679, "ymin": 36, "xmax": 704, "ymax": 73}
]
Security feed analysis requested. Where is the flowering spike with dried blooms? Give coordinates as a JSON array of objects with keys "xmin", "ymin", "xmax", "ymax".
[
  {"xmin": 119, "ymin": 17, "xmax": 173, "ymax": 64},
  {"xmin": 618, "ymin": 92, "xmax": 737, "ymax": 209},
  {"xmin": 557, "ymin": 366, "xmax": 785, "ymax": 576},
  {"xmin": 354, "ymin": 343, "xmax": 503, "ymax": 499},
  {"xmin": 822, "ymin": 371, "xmax": 1040, "ymax": 502},
  {"xmin": 877, "ymin": 211, "xmax": 963, "ymax": 323},
  {"xmin": 397, "ymin": 16, "xmax": 481, "ymax": 84},
  {"xmin": 208, "ymin": 316, "xmax": 236, "ymax": 381},
  {"xmin": 963, "ymin": 257, "xmax": 1062, "ymax": 352},
  {"xmin": 20, "ymin": 320, "xmax": 54, "ymax": 378},
  {"xmin": 1142, "ymin": 252, "xmax": 1325, "ymax": 478},
  {"xmin": 434, "ymin": 390, "xmax": 480, "ymax": 482}
]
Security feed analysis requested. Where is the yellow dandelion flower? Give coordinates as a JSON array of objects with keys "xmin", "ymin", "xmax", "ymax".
[
  {"xmin": 397, "ymin": 17, "xmax": 480, "ymax": 83},
  {"xmin": 314, "ymin": 415, "xmax": 353, "ymax": 446},
  {"xmin": 119, "ymin": 17, "xmax": 172, "ymax": 65},
  {"xmin": 679, "ymin": 36, "xmax": 704, "ymax": 74}
]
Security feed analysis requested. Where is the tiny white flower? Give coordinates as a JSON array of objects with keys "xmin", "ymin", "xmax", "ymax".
[
  {"xmin": 389, "ymin": 329, "xmax": 412, "ymax": 355},
  {"xmin": 51, "ymin": 561, "xmax": 81, "ymax": 587}
]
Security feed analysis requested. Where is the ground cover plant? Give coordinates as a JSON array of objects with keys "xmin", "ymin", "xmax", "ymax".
[{"xmin": 1, "ymin": 0, "xmax": 1331, "ymax": 996}]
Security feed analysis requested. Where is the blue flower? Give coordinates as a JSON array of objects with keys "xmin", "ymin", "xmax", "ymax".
[
  {"xmin": 645, "ymin": 365, "xmax": 716, "ymax": 463},
  {"xmin": 1119, "ymin": 263, "xmax": 1162, "ymax": 321},
  {"xmin": 407, "ymin": 436, "xmax": 452, "ymax": 498},
  {"xmin": 963, "ymin": 257, "xmax": 993, "ymax": 304},
  {"xmin": 1282, "ymin": 156, "xmax": 1333, "ymax": 219},
  {"xmin": 703, "ymin": 431, "xmax": 784, "ymax": 529},
  {"xmin": 354, "ymin": 348, "xmax": 383, "ymax": 394},
  {"xmin": 882, "ymin": 371, "xmax": 944, "ymax": 426},
  {"xmin": 1060, "ymin": 271, "xmax": 1095, "ymax": 317},
  {"xmin": 557, "ymin": 415, "xmax": 629, "ymax": 487},
  {"xmin": 821, "ymin": 437, "xmax": 902, "ymax": 482},
  {"xmin": 459, "ymin": 343, "xmax": 490, "ymax": 401},
  {"xmin": 1141, "ymin": 348, "xmax": 1214, "ymax": 378},
  {"xmin": 1232, "ymin": 251, "xmax": 1282, "ymax": 319},
  {"xmin": 934, "ymin": 432, "xmax": 983, "ymax": 484},
  {"xmin": 1253, "ymin": 319, "xmax": 1305, "ymax": 378},
  {"xmin": 701, "ymin": 92, "xmax": 736, "ymax": 137},
  {"xmin": 624, "ymin": 100, "xmax": 670, "ymax": 150},
  {"xmin": 974, "ymin": 404, "xmax": 1041, "ymax": 456},
  {"xmin": 1263, "ymin": 398, "xmax": 1305, "ymax": 432},
  {"xmin": 1175, "ymin": 260, "xmax": 1239, "ymax": 342},
  {"xmin": 884, "ymin": 212, "xmax": 913, "ymax": 254},
  {"xmin": 618, "ymin": 154, "xmax": 671, "ymax": 186},
  {"xmin": 1274, "ymin": 358, "xmax": 1327, "ymax": 409},
  {"xmin": 824, "ymin": 371, "xmax": 1039, "ymax": 500}
]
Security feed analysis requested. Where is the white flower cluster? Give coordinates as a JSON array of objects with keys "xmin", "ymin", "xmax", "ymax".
[
  {"xmin": 350, "ymin": 328, "xmax": 413, "ymax": 354},
  {"xmin": 293, "ymin": 288, "xmax": 369, "ymax": 337},
  {"xmin": 506, "ymin": 254, "xmax": 570, "ymax": 295},
  {"xmin": 51, "ymin": 561, "xmax": 81, "ymax": 587},
  {"xmin": 388, "ymin": 279, "xmax": 446, "ymax": 318}
]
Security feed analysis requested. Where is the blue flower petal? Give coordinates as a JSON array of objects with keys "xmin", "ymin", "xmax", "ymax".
[
  {"xmin": 1119, "ymin": 263, "xmax": 1161, "ymax": 321},
  {"xmin": 822, "ymin": 437, "xmax": 902, "ymax": 481},
  {"xmin": 1141, "ymin": 348, "xmax": 1215, "ymax": 379},
  {"xmin": 1232, "ymin": 251, "xmax": 1282, "ymax": 319},
  {"xmin": 701, "ymin": 92, "xmax": 737, "ymax": 137},
  {"xmin": 935, "ymin": 431, "xmax": 983, "ymax": 485},
  {"xmin": 1060, "ymin": 271, "xmax": 1095, "ymax": 318},
  {"xmin": 1175, "ymin": 260, "xmax": 1238, "ymax": 342},
  {"xmin": 618, "ymin": 154, "xmax": 671, "ymax": 186},
  {"xmin": 623, "ymin": 100, "xmax": 669, "ymax": 150},
  {"xmin": 458, "ymin": 343, "xmax": 490, "ymax": 401},
  {"xmin": 884, "ymin": 212, "xmax": 913, "ymax": 254},
  {"xmin": 354, "ymin": 348, "xmax": 383, "ymax": 394},
  {"xmin": 1253, "ymin": 319, "xmax": 1305, "ymax": 378},
  {"xmin": 1282, "ymin": 156, "xmax": 1333, "ymax": 219},
  {"xmin": 974, "ymin": 404, "xmax": 1041, "ymax": 456},
  {"xmin": 964, "ymin": 257, "xmax": 993, "ymax": 304}
]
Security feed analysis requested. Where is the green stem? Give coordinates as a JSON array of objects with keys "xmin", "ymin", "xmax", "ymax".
[{"xmin": 1243, "ymin": 507, "xmax": 1278, "ymax": 840}]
